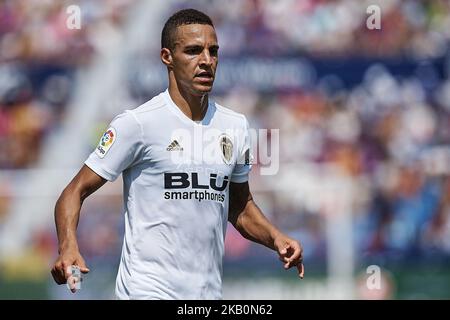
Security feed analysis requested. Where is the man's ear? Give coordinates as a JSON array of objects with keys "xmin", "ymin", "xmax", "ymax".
[{"xmin": 160, "ymin": 48, "xmax": 173, "ymax": 68}]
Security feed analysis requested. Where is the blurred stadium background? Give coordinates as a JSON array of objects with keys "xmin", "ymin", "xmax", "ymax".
[{"xmin": 0, "ymin": 0, "xmax": 450, "ymax": 299}]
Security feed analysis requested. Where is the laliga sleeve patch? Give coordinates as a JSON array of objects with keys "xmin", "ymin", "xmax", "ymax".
[{"xmin": 95, "ymin": 127, "xmax": 116, "ymax": 158}]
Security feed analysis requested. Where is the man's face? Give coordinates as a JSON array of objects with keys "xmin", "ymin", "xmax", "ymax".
[{"xmin": 170, "ymin": 24, "xmax": 219, "ymax": 96}]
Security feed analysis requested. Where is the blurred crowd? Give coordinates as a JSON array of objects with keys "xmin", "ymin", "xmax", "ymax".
[
  {"xmin": 1, "ymin": 0, "xmax": 450, "ymax": 287},
  {"xmin": 175, "ymin": 0, "xmax": 450, "ymax": 58},
  {"xmin": 172, "ymin": 0, "xmax": 450, "ymax": 264},
  {"xmin": 217, "ymin": 65, "xmax": 450, "ymax": 263},
  {"xmin": 0, "ymin": 0, "xmax": 132, "ymax": 169}
]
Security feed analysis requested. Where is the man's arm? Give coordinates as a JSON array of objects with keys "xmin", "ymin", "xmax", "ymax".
[
  {"xmin": 228, "ymin": 181, "xmax": 304, "ymax": 278},
  {"xmin": 51, "ymin": 165, "xmax": 107, "ymax": 289}
]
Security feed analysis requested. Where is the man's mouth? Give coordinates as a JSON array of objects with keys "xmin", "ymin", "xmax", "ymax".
[{"xmin": 195, "ymin": 71, "xmax": 213, "ymax": 80}]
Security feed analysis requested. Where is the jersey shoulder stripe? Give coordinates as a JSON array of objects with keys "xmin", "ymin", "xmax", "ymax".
[
  {"xmin": 214, "ymin": 103, "xmax": 246, "ymax": 122},
  {"xmin": 132, "ymin": 95, "xmax": 166, "ymax": 115}
]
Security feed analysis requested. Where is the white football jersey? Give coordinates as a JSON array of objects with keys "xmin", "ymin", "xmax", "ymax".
[{"xmin": 85, "ymin": 90, "xmax": 252, "ymax": 299}]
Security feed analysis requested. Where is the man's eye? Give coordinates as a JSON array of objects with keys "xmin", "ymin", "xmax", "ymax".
[{"xmin": 185, "ymin": 48, "xmax": 200, "ymax": 55}]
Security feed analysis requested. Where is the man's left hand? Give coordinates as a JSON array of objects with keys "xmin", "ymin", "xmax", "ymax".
[{"xmin": 274, "ymin": 234, "xmax": 304, "ymax": 279}]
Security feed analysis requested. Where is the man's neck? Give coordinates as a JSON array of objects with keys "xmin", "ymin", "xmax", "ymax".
[{"xmin": 168, "ymin": 81, "xmax": 208, "ymax": 121}]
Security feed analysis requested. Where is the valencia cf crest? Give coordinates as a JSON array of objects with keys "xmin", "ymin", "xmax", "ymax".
[{"xmin": 219, "ymin": 134, "xmax": 233, "ymax": 165}]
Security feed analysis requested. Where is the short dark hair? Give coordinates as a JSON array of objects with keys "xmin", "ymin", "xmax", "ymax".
[{"xmin": 161, "ymin": 8, "xmax": 214, "ymax": 50}]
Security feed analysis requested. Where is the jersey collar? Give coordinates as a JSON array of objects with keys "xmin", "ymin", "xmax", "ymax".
[{"xmin": 163, "ymin": 89, "xmax": 215, "ymax": 126}]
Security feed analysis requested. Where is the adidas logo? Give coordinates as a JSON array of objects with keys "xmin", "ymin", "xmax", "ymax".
[{"xmin": 166, "ymin": 139, "xmax": 183, "ymax": 151}]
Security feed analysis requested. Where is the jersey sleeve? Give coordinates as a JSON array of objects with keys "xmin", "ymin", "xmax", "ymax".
[
  {"xmin": 84, "ymin": 110, "xmax": 144, "ymax": 181},
  {"xmin": 231, "ymin": 116, "xmax": 253, "ymax": 183}
]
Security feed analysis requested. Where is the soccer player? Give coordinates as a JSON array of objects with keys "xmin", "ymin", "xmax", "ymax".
[{"xmin": 51, "ymin": 8, "xmax": 304, "ymax": 299}]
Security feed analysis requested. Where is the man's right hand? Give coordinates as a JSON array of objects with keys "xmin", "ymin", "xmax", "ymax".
[{"xmin": 51, "ymin": 248, "xmax": 90, "ymax": 291}]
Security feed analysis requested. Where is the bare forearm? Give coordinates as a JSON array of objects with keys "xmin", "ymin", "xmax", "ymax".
[
  {"xmin": 51, "ymin": 166, "xmax": 105, "ymax": 285},
  {"xmin": 228, "ymin": 182, "xmax": 304, "ymax": 278},
  {"xmin": 55, "ymin": 187, "xmax": 82, "ymax": 252},
  {"xmin": 235, "ymin": 201, "xmax": 281, "ymax": 251},
  {"xmin": 54, "ymin": 166, "xmax": 107, "ymax": 253}
]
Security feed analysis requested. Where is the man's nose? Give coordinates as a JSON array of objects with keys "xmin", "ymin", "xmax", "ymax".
[{"xmin": 199, "ymin": 49, "xmax": 212, "ymax": 66}]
